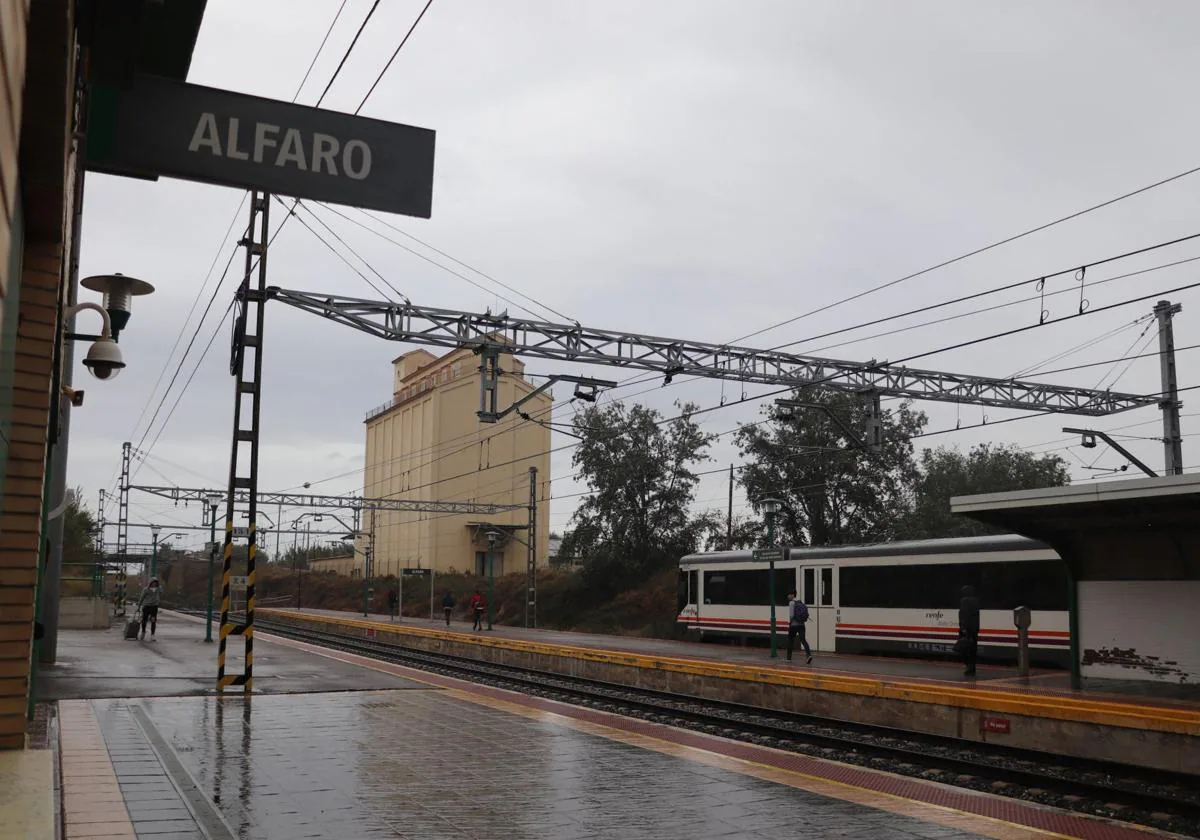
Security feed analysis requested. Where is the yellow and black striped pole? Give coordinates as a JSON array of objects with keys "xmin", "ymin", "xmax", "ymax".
[
  {"xmin": 242, "ymin": 521, "xmax": 256, "ymax": 694},
  {"xmin": 216, "ymin": 516, "xmax": 234, "ymax": 691}
]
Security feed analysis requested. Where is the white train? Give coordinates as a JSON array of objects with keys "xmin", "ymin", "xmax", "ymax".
[{"xmin": 677, "ymin": 535, "xmax": 1071, "ymax": 666}]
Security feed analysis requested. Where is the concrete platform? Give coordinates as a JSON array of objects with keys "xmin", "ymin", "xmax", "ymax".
[
  {"xmin": 37, "ymin": 612, "xmax": 428, "ymax": 700},
  {"xmin": 264, "ymin": 608, "xmax": 1200, "ymax": 774},
  {"xmin": 285, "ymin": 608, "xmax": 1200, "ymax": 702},
  {"xmin": 46, "ymin": 617, "xmax": 1185, "ymax": 839}
]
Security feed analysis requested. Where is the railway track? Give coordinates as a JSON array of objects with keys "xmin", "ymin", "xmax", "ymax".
[{"xmin": 219, "ymin": 613, "xmax": 1200, "ymax": 836}]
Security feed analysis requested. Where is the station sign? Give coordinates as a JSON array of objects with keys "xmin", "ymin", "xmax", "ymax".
[
  {"xmin": 232, "ymin": 526, "xmax": 249, "ymax": 538},
  {"xmin": 980, "ymin": 716, "xmax": 1011, "ymax": 735},
  {"xmin": 230, "ymin": 575, "xmax": 249, "ymax": 590},
  {"xmin": 752, "ymin": 547, "xmax": 788, "ymax": 564},
  {"xmin": 86, "ymin": 75, "xmax": 436, "ymax": 218},
  {"xmin": 401, "ymin": 568, "xmax": 430, "ymax": 577}
]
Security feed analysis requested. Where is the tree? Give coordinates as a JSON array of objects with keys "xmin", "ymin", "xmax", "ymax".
[
  {"xmin": 736, "ymin": 388, "xmax": 927, "ymax": 546},
  {"xmin": 693, "ymin": 510, "xmax": 764, "ymax": 552},
  {"xmin": 273, "ymin": 541, "xmax": 354, "ymax": 569},
  {"xmin": 560, "ymin": 401, "xmax": 712, "ymax": 596},
  {"xmin": 896, "ymin": 443, "xmax": 1071, "ymax": 540},
  {"xmin": 61, "ymin": 488, "xmax": 97, "ymax": 596}
]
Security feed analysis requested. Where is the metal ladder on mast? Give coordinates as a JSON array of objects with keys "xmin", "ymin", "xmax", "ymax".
[{"xmin": 217, "ymin": 191, "xmax": 270, "ymax": 693}]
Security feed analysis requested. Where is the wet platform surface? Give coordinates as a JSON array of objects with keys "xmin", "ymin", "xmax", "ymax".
[
  {"xmin": 89, "ymin": 690, "xmax": 986, "ymax": 840},
  {"xmin": 282, "ymin": 607, "xmax": 1200, "ymax": 709},
  {"xmin": 38, "ymin": 613, "xmax": 427, "ymax": 700},
  {"xmin": 48, "ymin": 615, "xmax": 1180, "ymax": 840}
]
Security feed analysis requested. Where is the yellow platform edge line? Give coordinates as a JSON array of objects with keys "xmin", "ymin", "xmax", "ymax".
[{"xmin": 258, "ymin": 609, "xmax": 1200, "ymax": 736}]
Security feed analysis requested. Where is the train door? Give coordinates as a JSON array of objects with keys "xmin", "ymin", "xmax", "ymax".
[{"xmin": 801, "ymin": 566, "xmax": 838, "ymax": 651}]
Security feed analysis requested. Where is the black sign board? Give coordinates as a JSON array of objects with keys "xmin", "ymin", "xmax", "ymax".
[
  {"xmin": 402, "ymin": 568, "xmax": 431, "ymax": 577},
  {"xmin": 86, "ymin": 75, "xmax": 435, "ymax": 218}
]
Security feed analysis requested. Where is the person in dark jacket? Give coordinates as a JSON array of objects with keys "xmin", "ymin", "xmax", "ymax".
[
  {"xmin": 137, "ymin": 579, "xmax": 162, "ymax": 641},
  {"xmin": 387, "ymin": 588, "xmax": 399, "ymax": 620},
  {"xmin": 441, "ymin": 591, "xmax": 456, "ymax": 626},
  {"xmin": 958, "ymin": 584, "xmax": 981, "ymax": 677}
]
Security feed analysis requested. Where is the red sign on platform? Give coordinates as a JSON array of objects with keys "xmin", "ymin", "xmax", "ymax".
[{"xmin": 980, "ymin": 716, "xmax": 1011, "ymax": 734}]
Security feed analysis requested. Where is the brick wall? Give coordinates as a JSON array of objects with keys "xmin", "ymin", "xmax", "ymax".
[
  {"xmin": 0, "ymin": 0, "xmax": 68, "ymax": 750},
  {"xmin": 0, "ymin": 242, "xmax": 62, "ymax": 748}
]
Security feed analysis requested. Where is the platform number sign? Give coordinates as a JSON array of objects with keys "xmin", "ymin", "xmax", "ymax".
[{"xmin": 230, "ymin": 575, "xmax": 249, "ymax": 590}]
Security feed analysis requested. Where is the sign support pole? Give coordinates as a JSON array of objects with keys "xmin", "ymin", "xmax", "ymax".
[{"xmin": 217, "ymin": 191, "xmax": 270, "ymax": 694}]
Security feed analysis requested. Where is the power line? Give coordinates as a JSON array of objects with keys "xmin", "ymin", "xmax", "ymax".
[
  {"xmin": 354, "ymin": 0, "xmax": 437, "ymax": 114},
  {"xmin": 292, "ymin": 0, "xmax": 352, "ymax": 102},
  {"xmin": 770, "ymin": 232, "xmax": 1200, "ymax": 355},
  {"xmin": 314, "ymin": 0, "xmax": 383, "ymax": 107},
  {"xmin": 733, "ymin": 162, "xmax": 1200, "ymax": 345},
  {"xmin": 314, "ymin": 201, "xmax": 569, "ymax": 320}
]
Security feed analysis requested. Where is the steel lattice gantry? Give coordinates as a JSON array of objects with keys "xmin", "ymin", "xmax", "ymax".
[
  {"xmin": 265, "ymin": 290, "xmax": 1158, "ymax": 416},
  {"xmin": 127, "ymin": 485, "xmax": 526, "ymax": 516}
]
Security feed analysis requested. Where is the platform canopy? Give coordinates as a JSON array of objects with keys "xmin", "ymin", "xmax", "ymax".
[{"xmin": 951, "ymin": 475, "xmax": 1200, "ymax": 685}]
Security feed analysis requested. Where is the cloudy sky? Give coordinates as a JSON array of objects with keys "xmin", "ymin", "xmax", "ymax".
[{"xmin": 73, "ymin": 0, "xmax": 1200, "ymax": 555}]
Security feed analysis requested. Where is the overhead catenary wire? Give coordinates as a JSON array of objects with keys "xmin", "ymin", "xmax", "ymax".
[
  {"xmin": 734, "ymin": 163, "xmax": 1200, "ymax": 346},
  {"xmin": 353, "ymin": 0, "xmax": 437, "ymax": 114}
]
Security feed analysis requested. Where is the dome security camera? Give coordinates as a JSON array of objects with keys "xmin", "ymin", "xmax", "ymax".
[{"xmin": 83, "ymin": 337, "xmax": 125, "ymax": 380}]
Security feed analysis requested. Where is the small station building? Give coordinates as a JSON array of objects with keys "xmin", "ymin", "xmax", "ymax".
[{"xmin": 952, "ymin": 474, "xmax": 1200, "ymax": 687}]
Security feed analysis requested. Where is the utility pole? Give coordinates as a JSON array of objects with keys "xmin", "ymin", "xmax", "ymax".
[
  {"xmin": 205, "ymin": 494, "xmax": 221, "ymax": 643},
  {"xmin": 97, "ymin": 490, "xmax": 106, "ymax": 557},
  {"xmin": 726, "ymin": 465, "xmax": 734, "ymax": 550},
  {"xmin": 1155, "ymin": 300, "xmax": 1184, "ymax": 476},
  {"xmin": 117, "ymin": 441, "xmax": 131, "ymax": 587},
  {"xmin": 362, "ymin": 511, "xmax": 375, "ymax": 617},
  {"xmin": 526, "ymin": 466, "xmax": 537, "ymax": 629}
]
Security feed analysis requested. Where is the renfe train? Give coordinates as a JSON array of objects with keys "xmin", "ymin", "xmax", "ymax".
[{"xmin": 677, "ymin": 535, "xmax": 1071, "ymax": 666}]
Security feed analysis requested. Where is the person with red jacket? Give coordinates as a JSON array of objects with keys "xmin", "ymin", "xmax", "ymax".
[{"xmin": 468, "ymin": 589, "xmax": 485, "ymax": 631}]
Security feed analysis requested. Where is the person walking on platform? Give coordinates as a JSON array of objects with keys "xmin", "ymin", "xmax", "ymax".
[
  {"xmin": 957, "ymin": 584, "xmax": 980, "ymax": 677},
  {"xmin": 785, "ymin": 590, "xmax": 812, "ymax": 664},
  {"xmin": 137, "ymin": 578, "xmax": 162, "ymax": 641},
  {"xmin": 469, "ymin": 589, "xmax": 485, "ymax": 631},
  {"xmin": 387, "ymin": 588, "xmax": 399, "ymax": 621},
  {"xmin": 441, "ymin": 590, "xmax": 456, "ymax": 626}
]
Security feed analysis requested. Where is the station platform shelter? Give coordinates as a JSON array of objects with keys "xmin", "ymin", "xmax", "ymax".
[{"xmin": 951, "ymin": 473, "xmax": 1200, "ymax": 688}]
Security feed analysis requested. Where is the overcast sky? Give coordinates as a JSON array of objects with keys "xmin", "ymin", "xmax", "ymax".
[{"xmin": 72, "ymin": 0, "xmax": 1200, "ymax": 555}]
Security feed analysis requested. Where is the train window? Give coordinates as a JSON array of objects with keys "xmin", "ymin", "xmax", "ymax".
[
  {"xmin": 839, "ymin": 560, "xmax": 1069, "ymax": 611},
  {"xmin": 802, "ymin": 568, "xmax": 815, "ymax": 606},
  {"xmin": 677, "ymin": 572, "xmax": 688, "ymax": 613},
  {"xmin": 821, "ymin": 567, "xmax": 833, "ymax": 606},
  {"xmin": 703, "ymin": 569, "xmax": 792, "ymax": 605},
  {"xmin": 689, "ymin": 570, "xmax": 698, "ymax": 604}
]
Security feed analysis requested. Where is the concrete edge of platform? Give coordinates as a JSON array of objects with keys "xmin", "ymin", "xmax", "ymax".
[
  {"xmin": 259, "ymin": 609, "xmax": 1200, "ymax": 736},
  {"xmin": 257, "ymin": 609, "xmax": 1200, "ymax": 775}
]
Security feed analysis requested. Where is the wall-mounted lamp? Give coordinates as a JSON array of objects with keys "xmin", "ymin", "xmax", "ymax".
[{"xmin": 79, "ymin": 273, "xmax": 154, "ymax": 342}]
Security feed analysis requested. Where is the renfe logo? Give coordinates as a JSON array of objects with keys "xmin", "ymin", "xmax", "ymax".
[
  {"xmin": 188, "ymin": 114, "xmax": 372, "ymax": 180},
  {"xmin": 925, "ymin": 610, "xmax": 944, "ymax": 621}
]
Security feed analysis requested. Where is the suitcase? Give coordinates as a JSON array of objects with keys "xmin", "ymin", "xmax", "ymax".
[{"xmin": 124, "ymin": 618, "xmax": 140, "ymax": 640}]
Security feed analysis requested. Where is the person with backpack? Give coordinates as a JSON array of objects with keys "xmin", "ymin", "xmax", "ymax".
[
  {"xmin": 441, "ymin": 590, "xmax": 456, "ymax": 626},
  {"xmin": 785, "ymin": 589, "xmax": 812, "ymax": 664}
]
